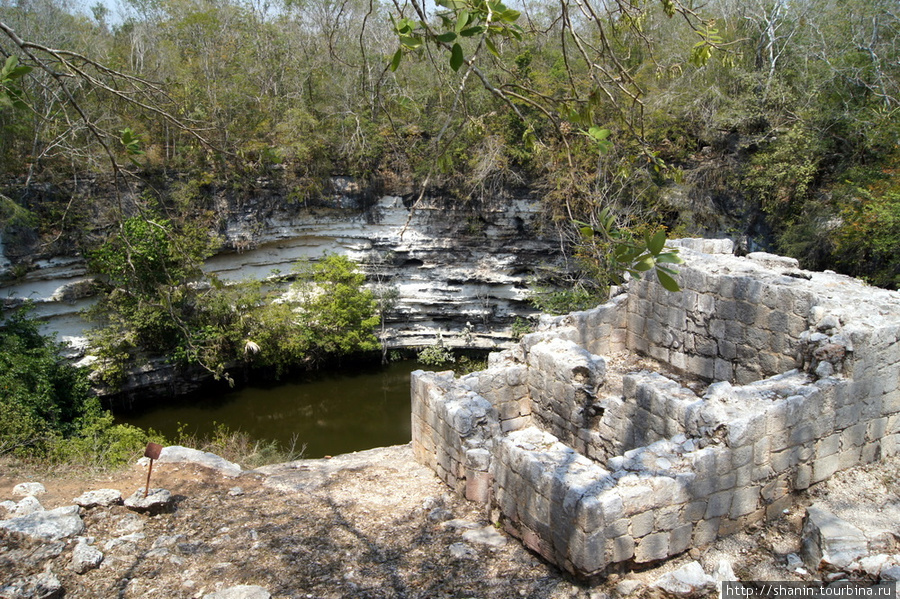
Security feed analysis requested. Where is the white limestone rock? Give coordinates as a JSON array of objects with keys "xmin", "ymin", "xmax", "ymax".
[
  {"xmin": 0, "ymin": 505, "xmax": 84, "ymax": 541},
  {"xmin": 651, "ymin": 561, "xmax": 716, "ymax": 596},
  {"xmin": 73, "ymin": 489, "xmax": 123, "ymax": 508},
  {"xmin": 801, "ymin": 504, "xmax": 869, "ymax": 571},
  {"xmin": 203, "ymin": 585, "xmax": 271, "ymax": 599},
  {"xmin": 124, "ymin": 488, "xmax": 173, "ymax": 512},
  {"xmin": 145, "ymin": 445, "xmax": 242, "ymax": 478},
  {"xmin": 0, "ymin": 564, "xmax": 62, "ymax": 599},
  {"xmin": 14, "ymin": 495, "xmax": 45, "ymax": 517},
  {"xmin": 461, "ymin": 525, "xmax": 507, "ymax": 548},
  {"xmin": 13, "ymin": 482, "xmax": 47, "ymax": 497},
  {"xmin": 69, "ymin": 538, "xmax": 104, "ymax": 574}
]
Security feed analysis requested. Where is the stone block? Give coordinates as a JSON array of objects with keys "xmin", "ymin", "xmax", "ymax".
[
  {"xmin": 631, "ymin": 511, "xmax": 655, "ymax": 538},
  {"xmin": 634, "ymin": 532, "xmax": 669, "ymax": 563},
  {"xmin": 568, "ymin": 528, "xmax": 608, "ymax": 574},
  {"xmin": 801, "ymin": 504, "xmax": 868, "ymax": 571},
  {"xmin": 718, "ymin": 518, "xmax": 741, "ymax": 537},
  {"xmin": 655, "ymin": 505, "xmax": 681, "ymax": 532},
  {"xmin": 766, "ymin": 494, "xmax": 793, "ymax": 520},
  {"xmin": 761, "ymin": 477, "xmax": 790, "ymax": 503},
  {"xmin": 605, "ymin": 518, "xmax": 629, "ymax": 538},
  {"xmin": 619, "ymin": 483, "xmax": 657, "ymax": 516},
  {"xmin": 754, "ymin": 436, "xmax": 771, "ymax": 466},
  {"xmin": 705, "ymin": 491, "xmax": 733, "ymax": 519},
  {"xmin": 868, "ymin": 417, "xmax": 888, "ymax": 442},
  {"xmin": 861, "ymin": 442, "xmax": 880, "ymax": 464},
  {"xmin": 838, "ymin": 446, "xmax": 862, "ymax": 471},
  {"xmin": 730, "ymin": 486, "xmax": 760, "ymax": 519},
  {"xmin": 610, "ymin": 535, "xmax": 635, "ymax": 562},
  {"xmin": 669, "ymin": 523, "xmax": 694, "ymax": 556},
  {"xmin": 816, "ymin": 434, "xmax": 841, "ymax": 459},
  {"xmin": 811, "ymin": 453, "xmax": 841, "ymax": 484},
  {"xmin": 693, "ymin": 518, "xmax": 720, "ymax": 547},
  {"xmin": 465, "ymin": 471, "xmax": 492, "ymax": 504},
  {"xmin": 684, "ymin": 500, "xmax": 707, "ymax": 522}
]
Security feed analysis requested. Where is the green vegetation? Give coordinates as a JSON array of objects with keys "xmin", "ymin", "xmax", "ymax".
[
  {"xmin": 0, "ymin": 305, "xmax": 153, "ymax": 466},
  {"xmin": 0, "ymin": 0, "xmax": 898, "ymax": 387},
  {"xmin": 88, "ymin": 235, "xmax": 381, "ymax": 388}
]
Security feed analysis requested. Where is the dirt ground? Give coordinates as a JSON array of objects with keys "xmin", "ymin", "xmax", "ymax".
[{"xmin": 2, "ymin": 442, "xmax": 899, "ymax": 599}]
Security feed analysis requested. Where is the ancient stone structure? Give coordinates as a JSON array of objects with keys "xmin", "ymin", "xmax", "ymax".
[{"xmin": 411, "ymin": 239, "xmax": 900, "ymax": 578}]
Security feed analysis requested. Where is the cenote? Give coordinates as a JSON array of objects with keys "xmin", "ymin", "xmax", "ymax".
[{"xmin": 114, "ymin": 359, "xmax": 428, "ymax": 459}]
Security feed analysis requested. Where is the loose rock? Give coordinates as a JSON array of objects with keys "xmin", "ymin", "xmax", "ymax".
[
  {"xmin": 68, "ymin": 538, "xmax": 103, "ymax": 574},
  {"xmin": 12, "ymin": 482, "xmax": 47, "ymax": 497},
  {"xmin": 203, "ymin": 584, "xmax": 271, "ymax": 599},
  {"xmin": 0, "ymin": 506, "xmax": 84, "ymax": 541},
  {"xmin": 651, "ymin": 561, "xmax": 716, "ymax": 597},
  {"xmin": 801, "ymin": 505, "xmax": 869, "ymax": 571},
  {"xmin": 14, "ymin": 495, "xmax": 44, "ymax": 517},
  {"xmin": 73, "ymin": 489, "xmax": 122, "ymax": 509},
  {"xmin": 123, "ymin": 488, "xmax": 173, "ymax": 512}
]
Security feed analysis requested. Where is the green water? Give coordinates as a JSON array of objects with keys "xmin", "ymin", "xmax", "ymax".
[{"xmin": 115, "ymin": 360, "xmax": 421, "ymax": 459}]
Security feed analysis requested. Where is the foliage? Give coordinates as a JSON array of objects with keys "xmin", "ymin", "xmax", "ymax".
[
  {"xmin": 88, "ymin": 238, "xmax": 382, "ymax": 383},
  {"xmin": 576, "ymin": 210, "xmax": 684, "ymax": 292},
  {"xmin": 416, "ymin": 339, "xmax": 456, "ymax": 368},
  {"xmin": 244, "ymin": 254, "xmax": 380, "ymax": 373},
  {"xmin": 528, "ymin": 286, "xmax": 607, "ymax": 316},
  {"xmin": 86, "ymin": 211, "xmax": 221, "ymax": 386},
  {"xmin": 0, "ymin": 306, "xmax": 151, "ymax": 465},
  {"xmin": 833, "ymin": 186, "xmax": 900, "ymax": 289},
  {"xmin": 510, "ymin": 316, "xmax": 533, "ymax": 340},
  {"xmin": 173, "ymin": 422, "xmax": 305, "ymax": 468}
]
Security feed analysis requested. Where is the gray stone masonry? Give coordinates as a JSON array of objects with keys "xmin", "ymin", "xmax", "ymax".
[{"xmin": 410, "ymin": 239, "xmax": 900, "ymax": 578}]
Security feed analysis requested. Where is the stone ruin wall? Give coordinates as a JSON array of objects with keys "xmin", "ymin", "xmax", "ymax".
[{"xmin": 410, "ymin": 239, "xmax": 900, "ymax": 579}]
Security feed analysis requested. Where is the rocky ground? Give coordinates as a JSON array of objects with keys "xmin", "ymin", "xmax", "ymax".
[{"xmin": 1, "ymin": 443, "xmax": 899, "ymax": 599}]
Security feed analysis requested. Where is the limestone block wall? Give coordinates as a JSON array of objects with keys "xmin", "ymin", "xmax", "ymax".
[{"xmin": 410, "ymin": 240, "xmax": 900, "ymax": 578}]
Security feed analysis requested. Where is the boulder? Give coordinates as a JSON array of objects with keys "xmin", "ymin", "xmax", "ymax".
[
  {"xmin": 124, "ymin": 488, "xmax": 173, "ymax": 512},
  {"xmin": 12, "ymin": 482, "xmax": 47, "ymax": 497},
  {"xmin": 14, "ymin": 495, "xmax": 44, "ymax": 517},
  {"xmin": 147, "ymin": 445, "xmax": 242, "ymax": 477},
  {"xmin": 69, "ymin": 538, "xmax": 104, "ymax": 574},
  {"xmin": 801, "ymin": 505, "xmax": 868, "ymax": 571},
  {"xmin": 0, "ymin": 505, "xmax": 84, "ymax": 541},
  {"xmin": 651, "ymin": 561, "xmax": 716, "ymax": 596},
  {"xmin": 203, "ymin": 585, "xmax": 271, "ymax": 599},
  {"xmin": 0, "ymin": 564, "xmax": 62, "ymax": 599},
  {"xmin": 73, "ymin": 489, "xmax": 123, "ymax": 508}
]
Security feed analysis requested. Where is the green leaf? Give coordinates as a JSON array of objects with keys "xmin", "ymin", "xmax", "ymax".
[
  {"xmin": 390, "ymin": 48, "xmax": 403, "ymax": 71},
  {"xmin": 450, "ymin": 43, "xmax": 464, "ymax": 71},
  {"xmin": 656, "ymin": 268, "xmax": 681, "ymax": 292},
  {"xmin": 435, "ymin": 31, "xmax": 458, "ymax": 43},
  {"xmin": 399, "ymin": 35, "xmax": 423, "ymax": 50},
  {"xmin": 455, "ymin": 10, "xmax": 470, "ymax": 33},
  {"xmin": 633, "ymin": 256, "xmax": 655, "ymax": 272},
  {"xmin": 655, "ymin": 252, "xmax": 684, "ymax": 265},
  {"xmin": 647, "ymin": 229, "xmax": 666, "ymax": 255},
  {"xmin": 589, "ymin": 127, "xmax": 609, "ymax": 140},
  {"xmin": 485, "ymin": 37, "xmax": 500, "ymax": 58},
  {"xmin": 459, "ymin": 26, "xmax": 485, "ymax": 37}
]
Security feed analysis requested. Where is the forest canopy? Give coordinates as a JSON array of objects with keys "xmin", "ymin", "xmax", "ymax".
[{"xmin": 0, "ymin": 0, "xmax": 898, "ymax": 293}]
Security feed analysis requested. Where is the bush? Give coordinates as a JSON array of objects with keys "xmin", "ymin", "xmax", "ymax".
[{"xmin": 0, "ymin": 306, "xmax": 152, "ymax": 466}]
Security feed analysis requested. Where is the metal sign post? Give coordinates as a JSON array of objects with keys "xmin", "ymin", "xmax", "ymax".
[{"xmin": 143, "ymin": 442, "xmax": 163, "ymax": 498}]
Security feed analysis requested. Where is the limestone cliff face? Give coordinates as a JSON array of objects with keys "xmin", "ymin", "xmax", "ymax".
[{"xmin": 0, "ymin": 180, "xmax": 561, "ymax": 372}]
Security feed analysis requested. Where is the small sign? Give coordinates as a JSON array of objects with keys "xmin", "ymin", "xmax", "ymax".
[{"xmin": 144, "ymin": 442, "xmax": 163, "ymax": 460}]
